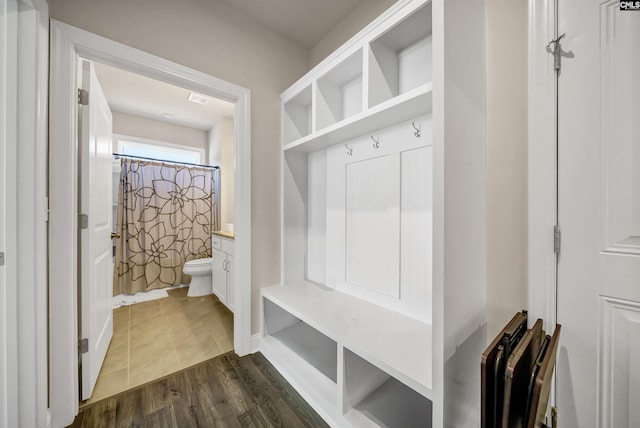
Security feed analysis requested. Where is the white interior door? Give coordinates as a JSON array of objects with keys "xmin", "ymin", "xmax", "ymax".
[
  {"xmin": 79, "ymin": 60, "xmax": 114, "ymax": 400},
  {"xmin": 557, "ymin": 2, "xmax": 640, "ymax": 427}
]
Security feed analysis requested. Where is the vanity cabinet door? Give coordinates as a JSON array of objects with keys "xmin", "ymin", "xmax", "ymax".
[
  {"xmin": 212, "ymin": 248, "xmax": 227, "ymax": 304},
  {"xmin": 226, "ymin": 254, "xmax": 234, "ymax": 312}
]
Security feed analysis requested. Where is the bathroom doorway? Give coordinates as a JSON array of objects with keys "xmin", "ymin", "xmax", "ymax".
[
  {"xmin": 49, "ymin": 21, "xmax": 251, "ymax": 424},
  {"xmin": 77, "ymin": 59, "xmax": 238, "ymax": 405}
]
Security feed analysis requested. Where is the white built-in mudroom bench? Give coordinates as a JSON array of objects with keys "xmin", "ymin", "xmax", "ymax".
[{"xmin": 260, "ymin": 0, "xmax": 487, "ymax": 427}]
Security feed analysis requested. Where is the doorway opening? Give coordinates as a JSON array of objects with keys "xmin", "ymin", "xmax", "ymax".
[
  {"xmin": 49, "ymin": 20, "xmax": 251, "ymax": 426},
  {"xmin": 78, "ymin": 59, "xmax": 238, "ymax": 406}
]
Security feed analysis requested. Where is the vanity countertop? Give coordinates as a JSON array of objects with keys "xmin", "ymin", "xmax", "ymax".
[{"xmin": 212, "ymin": 230, "xmax": 234, "ymax": 240}]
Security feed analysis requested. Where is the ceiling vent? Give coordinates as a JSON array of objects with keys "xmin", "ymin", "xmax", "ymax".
[{"xmin": 187, "ymin": 92, "xmax": 209, "ymax": 105}]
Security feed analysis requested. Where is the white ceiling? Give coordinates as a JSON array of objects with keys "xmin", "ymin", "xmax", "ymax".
[
  {"xmin": 219, "ymin": 0, "xmax": 365, "ymax": 49},
  {"xmin": 93, "ymin": 62, "xmax": 235, "ymax": 131}
]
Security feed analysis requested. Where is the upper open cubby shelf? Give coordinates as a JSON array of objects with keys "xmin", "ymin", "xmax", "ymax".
[
  {"xmin": 369, "ymin": 3, "xmax": 432, "ymax": 108},
  {"xmin": 281, "ymin": 1, "xmax": 432, "ymax": 153},
  {"xmin": 316, "ymin": 49, "xmax": 364, "ymax": 130},
  {"xmin": 283, "ymin": 85, "xmax": 313, "ymax": 144}
]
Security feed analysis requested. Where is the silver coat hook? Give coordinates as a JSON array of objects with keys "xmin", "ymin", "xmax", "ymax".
[
  {"xmin": 345, "ymin": 144, "xmax": 353, "ymax": 156},
  {"xmin": 371, "ymin": 136, "xmax": 380, "ymax": 149},
  {"xmin": 412, "ymin": 122, "xmax": 421, "ymax": 138},
  {"xmin": 546, "ymin": 33, "xmax": 566, "ymax": 71}
]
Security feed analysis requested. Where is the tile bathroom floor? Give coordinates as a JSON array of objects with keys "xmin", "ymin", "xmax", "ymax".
[{"xmin": 81, "ymin": 287, "xmax": 233, "ymax": 407}]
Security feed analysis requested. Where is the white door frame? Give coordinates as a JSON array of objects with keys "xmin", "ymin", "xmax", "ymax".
[
  {"xmin": 528, "ymin": 0, "xmax": 557, "ymax": 329},
  {"xmin": 49, "ymin": 20, "xmax": 252, "ymax": 427},
  {"xmin": 528, "ymin": 0, "xmax": 558, "ymax": 416},
  {"xmin": 0, "ymin": 4, "xmax": 17, "ymax": 425},
  {"xmin": 1, "ymin": 0, "xmax": 49, "ymax": 427}
]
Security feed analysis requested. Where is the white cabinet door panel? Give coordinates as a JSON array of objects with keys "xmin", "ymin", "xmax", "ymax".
[
  {"xmin": 227, "ymin": 254, "xmax": 234, "ymax": 312},
  {"xmin": 345, "ymin": 153, "xmax": 401, "ymax": 297},
  {"xmin": 212, "ymin": 248, "xmax": 227, "ymax": 304}
]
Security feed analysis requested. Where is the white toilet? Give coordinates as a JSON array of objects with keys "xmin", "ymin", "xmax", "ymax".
[{"xmin": 183, "ymin": 257, "xmax": 213, "ymax": 297}]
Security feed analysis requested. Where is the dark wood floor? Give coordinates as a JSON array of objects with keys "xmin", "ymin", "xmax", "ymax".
[{"xmin": 68, "ymin": 352, "xmax": 329, "ymax": 428}]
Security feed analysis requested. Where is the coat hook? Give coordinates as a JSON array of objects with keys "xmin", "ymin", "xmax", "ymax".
[
  {"xmin": 371, "ymin": 136, "xmax": 380, "ymax": 149},
  {"xmin": 412, "ymin": 122, "xmax": 421, "ymax": 138},
  {"xmin": 345, "ymin": 144, "xmax": 353, "ymax": 156}
]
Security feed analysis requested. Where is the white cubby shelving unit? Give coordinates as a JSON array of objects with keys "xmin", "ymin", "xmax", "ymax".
[{"xmin": 262, "ymin": 0, "xmax": 486, "ymax": 427}]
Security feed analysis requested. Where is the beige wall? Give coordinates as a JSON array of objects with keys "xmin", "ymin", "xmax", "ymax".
[
  {"xmin": 112, "ymin": 111, "xmax": 208, "ymax": 153},
  {"xmin": 485, "ymin": 0, "xmax": 528, "ymax": 340},
  {"xmin": 309, "ymin": 0, "xmax": 398, "ymax": 68},
  {"xmin": 50, "ymin": 0, "xmax": 309, "ymax": 333},
  {"xmin": 208, "ymin": 117, "xmax": 235, "ymax": 231}
]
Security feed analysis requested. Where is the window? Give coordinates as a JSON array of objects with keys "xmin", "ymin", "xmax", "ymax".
[{"xmin": 115, "ymin": 135, "xmax": 204, "ymax": 164}]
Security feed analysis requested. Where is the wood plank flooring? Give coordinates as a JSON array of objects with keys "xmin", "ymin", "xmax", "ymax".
[{"xmin": 68, "ymin": 351, "xmax": 329, "ymax": 428}]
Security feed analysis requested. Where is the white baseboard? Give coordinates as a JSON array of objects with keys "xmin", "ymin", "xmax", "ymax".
[{"xmin": 250, "ymin": 333, "xmax": 261, "ymax": 354}]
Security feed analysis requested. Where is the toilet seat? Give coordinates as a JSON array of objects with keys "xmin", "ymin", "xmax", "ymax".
[
  {"xmin": 183, "ymin": 257, "xmax": 213, "ymax": 274},
  {"xmin": 184, "ymin": 257, "xmax": 212, "ymax": 267}
]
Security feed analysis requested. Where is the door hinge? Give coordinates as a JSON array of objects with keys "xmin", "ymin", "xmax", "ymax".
[
  {"xmin": 0, "ymin": 252, "xmax": 5, "ymax": 267},
  {"xmin": 79, "ymin": 213, "xmax": 89, "ymax": 230},
  {"xmin": 547, "ymin": 33, "xmax": 566, "ymax": 72},
  {"xmin": 79, "ymin": 338, "xmax": 88, "ymax": 354},
  {"xmin": 78, "ymin": 88, "xmax": 89, "ymax": 105},
  {"xmin": 551, "ymin": 406, "xmax": 558, "ymax": 428},
  {"xmin": 554, "ymin": 225, "xmax": 561, "ymax": 255}
]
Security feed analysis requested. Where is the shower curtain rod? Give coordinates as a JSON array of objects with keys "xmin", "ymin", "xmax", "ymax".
[{"xmin": 113, "ymin": 153, "xmax": 219, "ymax": 169}]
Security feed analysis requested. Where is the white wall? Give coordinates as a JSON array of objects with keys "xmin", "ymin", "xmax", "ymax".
[
  {"xmin": 49, "ymin": 0, "xmax": 309, "ymax": 334},
  {"xmin": 208, "ymin": 117, "xmax": 235, "ymax": 230},
  {"xmin": 309, "ymin": 0, "xmax": 398, "ymax": 67},
  {"xmin": 486, "ymin": 0, "xmax": 528, "ymax": 339},
  {"xmin": 112, "ymin": 111, "xmax": 208, "ymax": 155}
]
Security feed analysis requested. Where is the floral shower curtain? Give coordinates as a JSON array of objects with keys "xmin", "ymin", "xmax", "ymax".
[{"xmin": 113, "ymin": 158, "xmax": 218, "ymax": 295}]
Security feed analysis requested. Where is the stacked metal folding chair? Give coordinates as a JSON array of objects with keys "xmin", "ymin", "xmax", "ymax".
[{"xmin": 481, "ymin": 311, "xmax": 561, "ymax": 428}]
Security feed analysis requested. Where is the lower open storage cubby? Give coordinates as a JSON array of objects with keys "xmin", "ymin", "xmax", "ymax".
[
  {"xmin": 261, "ymin": 283, "xmax": 433, "ymax": 427},
  {"xmin": 344, "ymin": 349, "xmax": 432, "ymax": 428},
  {"xmin": 263, "ymin": 298, "xmax": 337, "ymax": 382}
]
